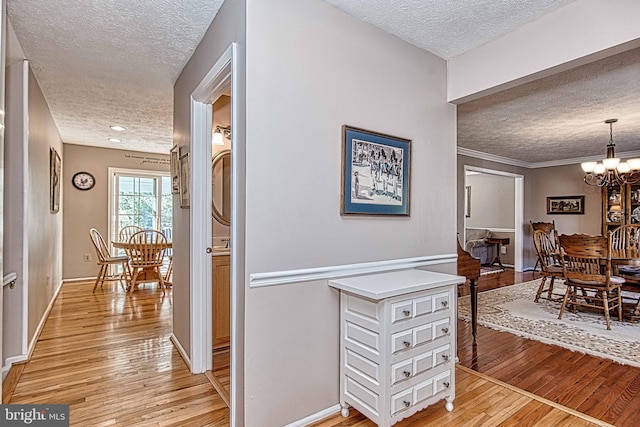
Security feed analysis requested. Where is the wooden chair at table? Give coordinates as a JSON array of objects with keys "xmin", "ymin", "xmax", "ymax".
[
  {"xmin": 126, "ymin": 229, "xmax": 168, "ymax": 294},
  {"xmin": 530, "ymin": 220, "xmax": 558, "ymax": 272},
  {"xmin": 532, "ymin": 229, "xmax": 564, "ymax": 302},
  {"xmin": 89, "ymin": 228, "xmax": 131, "ymax": 292},
  {"xmin": 118, "ymin": 225, "xmax": 143, "ymax": 242},
  {"xmin": 558, "ymin": 233, "xmax": 624, "ymax": 330},
  {"xmin": 610, "ymin": 224, "xmax": 640, "ymax": 316}
]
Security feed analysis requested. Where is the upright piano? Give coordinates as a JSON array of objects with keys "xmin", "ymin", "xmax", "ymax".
[{"xmin": 457, "ymin": 238, "xmax": 481, "ymax": 341}]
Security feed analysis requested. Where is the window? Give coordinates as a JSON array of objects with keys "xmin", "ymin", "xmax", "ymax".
[{"xmin": 109, "ymin": 169, "xmax": 172, "ymax": 251}]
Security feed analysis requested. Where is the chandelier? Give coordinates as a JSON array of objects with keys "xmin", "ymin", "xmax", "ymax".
[{"xmin": 581, "ymin": 119, "xmax": 640, "ymax": 187}]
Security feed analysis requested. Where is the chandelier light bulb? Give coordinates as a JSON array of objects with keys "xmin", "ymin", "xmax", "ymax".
[
  {"xmin": 593, "ymin": 163, "xmax": 606, "ymax": 175},
  {"xmin": 627, "ymin": 158, "xmax": 640, "ymax": 170},
  {"xmin": 581, "ymin": 162, "xmax": 597, "ymax": 173},
  {"xmin": 602, "ymin": 157, "xmax": 620, "ymax": 170},
  {"xmin": 617, "ymin": 162, "xmax": 631, "ymax": 173}
]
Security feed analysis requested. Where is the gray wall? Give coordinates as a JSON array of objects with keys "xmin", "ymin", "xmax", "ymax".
[
  {"xmin": 466, "ymin": 173, "xmax": 515, "ymax": 229},
  {"xmin": 4, "ymin": 58, "xmax": 63, "ymax": 361},
  {"xmin": 243, "ymin": 1, "xmax": 456, "ymax": 425},
  {"xmin": 62, "ymin": 144, "xmax": 169, "ymax": 279}
]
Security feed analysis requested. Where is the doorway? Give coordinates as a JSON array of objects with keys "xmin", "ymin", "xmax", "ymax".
[{"xmin": 463, "ymin": 166, "xmax": 524, "ymax": 271}]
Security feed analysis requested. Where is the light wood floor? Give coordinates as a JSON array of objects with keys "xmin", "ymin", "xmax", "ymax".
[
  {"xmin": 5, "ymin": 280, "xmax": 229, "ymax": 426},
  {"xmin": 5, "ymin": 272, "xmax": 639, "ymax": 426}
]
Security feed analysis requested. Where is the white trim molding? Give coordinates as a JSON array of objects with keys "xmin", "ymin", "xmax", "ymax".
[
  {"xmin": 169, "ymin": 333, "xmax": 191, "ymax": 371},
  {"xmin": 458, "ymin": 146, "xmax": 640, "ymax": 170},
  {"xmin": 250, "ymin": 254, "xmax": 457, "ymax": 288},
  {"xmin": 284, "ymin": 405, "xmax": 342, "ymax": 427}
]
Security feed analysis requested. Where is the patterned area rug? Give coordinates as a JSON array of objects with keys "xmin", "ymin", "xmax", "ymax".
[
  {"xmin": 458, "ymin": 279, "xmax": 640, "ymax": 367},
  {"xmin": 480, "ymin": 265, "xmax": 504, "ymax": 276}
]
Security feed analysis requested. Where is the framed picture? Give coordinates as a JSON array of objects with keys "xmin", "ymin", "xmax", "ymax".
[
  {"xmin": 170, "ymin": 145, "xmax": 180, "ymax": 194},
  {"xmin": 179, "ymin": 151, "xmax": 191, "ymax": 208},
  {"xmin": 547, "ymin": 195, "xmax": 585, "ymax": 215},
  {"xmin": 50, "ymin": 147, "xmax": 61, "ymax": 213},
  {"xmin": 341, "ymin": 125, "xmax": 411, "ymax": 216}
]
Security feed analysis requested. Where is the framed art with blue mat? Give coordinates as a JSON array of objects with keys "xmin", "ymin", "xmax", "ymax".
[{"xmin": 340, "ymin": 125, "xmax": 411, "ymax": 216}]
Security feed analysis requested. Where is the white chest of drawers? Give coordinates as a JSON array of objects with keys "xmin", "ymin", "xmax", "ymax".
[{"xmin": 329, "ymin": 269, "xmax": 463, "ymax": 427}]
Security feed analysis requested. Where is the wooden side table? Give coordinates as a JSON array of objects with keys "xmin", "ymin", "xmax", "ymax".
[{"xmin": 486, "ymin": 237, "xmax": 510, "ymax": 269}]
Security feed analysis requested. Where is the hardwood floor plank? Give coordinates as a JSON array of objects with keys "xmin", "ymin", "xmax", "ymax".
[{"xmin": 8, "ymin": 281, "xmax": 228, "ymax": 426}]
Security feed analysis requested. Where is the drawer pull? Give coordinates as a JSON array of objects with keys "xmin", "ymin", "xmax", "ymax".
[
  {"xmin": 442, "ymin": 354, "xmax": 450, "ymax": 362},
  {"xmin": 442, "ymin": 327, "xmax": 449, "ymax": 334},
  {"xmin": 403, "ymin": 370, "xmax": 411, "ymax": 378},
  {"xmin": 403, "ymin": 310, "xmax": 411, "ymax": 317},
  {"xmin": 441, "ymin": 300, "xmax": 448, "ymax": 307},
  {"xmin": 443, "ymin": 381, "xmax": 450, "ymax": 388},
  {"xmin": 403, "ymin": 400, "xmax": 411, "ymax": 408},
  {"xmin": 403, "ymin": 341, "xmax": 411, "ymax": 348}
]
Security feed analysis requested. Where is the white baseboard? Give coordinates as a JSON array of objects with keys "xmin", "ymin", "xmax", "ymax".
[
  {"xmin": 62, "ymin": 276, "xmax": 96, "ymax": 283},
  {"xmin": 2, "ymin": 354, "xmax": 28, "ymax": 382},
  {"xmin": 284, "ymin": 404, "xmax": 341, "ymax": 427},
  {"xmin": 250, "ymin": 254, "xmax": 457, "ymax": 288},
  {"xmin": 170, "ymin": 333, "xmax": 191, "ymax": 371},
  {"xmin": 27, "ymin": 279, "xmax": 64, "ymax": 360}
]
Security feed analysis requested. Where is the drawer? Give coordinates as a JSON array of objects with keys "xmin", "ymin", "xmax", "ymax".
[
  {"xmin": 391, "ymin": 329, "xmax": 413, "ymax": 353},
  {"xmin": 391, "ymin": 358, "xmax": 413, "ymax": 385},
  {"xmin": 391, "ymin": 293, "xmax": 437, "ymax": 323},
  {"xmin": 433, "ymin": 344, "xmax": 452, "ymax": 367},
  {"xmin": 390, "ymin": 388, "xmax": 413, "ymax": 415},
  {"xmin": 434, "ymin": 370, "xmax": 452, "ymax": 394},
  {"xmin": 391, "ymin": 300, "xmax": 413, "ymax": 323},
  {"xmin": 413, "ymin": 323, "xmax": 434, "ymax": 346},
  {"xmin": 433, "ymin": 292, "xmax": 450, "ymax": 312},
  {"xmin": 433, "ymin": 318, "xmax": 451, "ymax": 340}
]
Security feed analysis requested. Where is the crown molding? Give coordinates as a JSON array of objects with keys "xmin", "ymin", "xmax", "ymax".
[{"xmin": 457, "ymin": 147, "xmax": 640, "ymax": 169}]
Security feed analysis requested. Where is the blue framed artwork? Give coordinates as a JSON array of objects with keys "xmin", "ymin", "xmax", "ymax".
[{"xmin": 341, "ymin": 125, "xmax": 411, "ymax": 216}]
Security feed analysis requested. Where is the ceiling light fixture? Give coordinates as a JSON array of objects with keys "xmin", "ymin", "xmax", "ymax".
[
  {"xmin": 581, "ymin": 119, "xmax": 640, "ymax": 187},
  {"xmin": 213, "ymin": 125, "xmax": 231, "ymax": 146},
  {"xmin": 110, "ymin": 125, "xmax": 126, "ymax": 131},
  {"xmin": 108, "ymin": 137, "xmax": 121, "ymax": 143}
]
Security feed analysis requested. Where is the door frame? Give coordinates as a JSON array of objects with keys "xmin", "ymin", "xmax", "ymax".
[
  {"xmin": 463, "ymin": 165, "xmax": 524, "ymax": 271},
  {"xmin": 189, "ymin": 43, "xmax": 242, "ymax": 424}
]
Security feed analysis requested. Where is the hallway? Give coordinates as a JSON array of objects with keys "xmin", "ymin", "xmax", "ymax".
[{"xmin": 4, "ymin": 280, "xmax": 229, "ymax": 426}]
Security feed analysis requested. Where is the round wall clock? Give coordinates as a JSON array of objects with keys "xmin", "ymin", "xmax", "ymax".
[{"xmin": 72, "ymin": 172, "xmax": 96, "ymax": 190}]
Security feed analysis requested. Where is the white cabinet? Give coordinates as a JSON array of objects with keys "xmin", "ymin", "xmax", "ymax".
[{"xmin": 329, "ymin": 269, "xmax": 463, "ymax": 427}]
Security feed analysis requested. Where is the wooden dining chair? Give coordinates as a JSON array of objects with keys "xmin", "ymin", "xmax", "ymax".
[
  {"xmin": 610, "ymin": 224, "xmax": 640, "ymax": 315},
  {"xmin": 118, "ymin": 225, "xmax": 143, "ymax": 242},
  {"xmin": 126, "ymin": 229, "xmax": 168, "ymax": 294},
  {"xmin": 530, "ymin": 220, "xmax": 558, "ymax": 272},
  {"xmin": 532, "ymin": 230, "xmax": 564, "ymax": 302},
  {"xmin": 558, "ymin": 233, "xmax": 624, "ymax": 330},
  {"xmin": 89, "ymin": 228, "xmax": 131, "ymax": 292}
]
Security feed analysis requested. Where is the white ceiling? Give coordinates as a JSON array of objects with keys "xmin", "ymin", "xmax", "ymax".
[{"xmin": 6, "ymin": 0, "xmax": 639, "ymax": 163}]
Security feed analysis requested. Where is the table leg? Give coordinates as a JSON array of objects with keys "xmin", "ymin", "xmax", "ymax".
[{"xmin": 470, "ymin": 278, "xmax": 478, "ymax": 341}]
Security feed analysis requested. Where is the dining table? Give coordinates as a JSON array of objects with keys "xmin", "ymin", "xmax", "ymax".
[
  {"xmin": 609, "ymin": 248, "xmax": 640, "ymax": 316},
  {"xmin": 112, "ymin": 240, "xmax": 172, "ymax": 292}
]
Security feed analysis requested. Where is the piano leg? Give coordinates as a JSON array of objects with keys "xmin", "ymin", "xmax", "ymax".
[{"xmin": 470, "ymin": 278, "xmax": 478, "ymax": 341}]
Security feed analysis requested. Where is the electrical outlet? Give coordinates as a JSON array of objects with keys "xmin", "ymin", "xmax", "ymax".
[
  {"xmin": 501, "ymin": 246, "xmax": 507, "ymax": 254},
  {"xmin": 84, "ymin": 254, "xmax": 91, "ymax": 262}
]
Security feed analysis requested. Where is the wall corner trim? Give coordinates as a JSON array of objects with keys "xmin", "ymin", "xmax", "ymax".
[{"xmin": 250, "ymin": 254, "xmax": 457, "ymax": 288}]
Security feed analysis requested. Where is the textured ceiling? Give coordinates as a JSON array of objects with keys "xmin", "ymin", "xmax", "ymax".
[
  {"xmin": 7, "ymin": 0, "xmax": 224, "ymax": 154},
  {"xmin": 457, "ymin": 47, "xmax": 640, "ymax": 164},
  {"xmin": 323, "ymin": 0, "xmax": 578, "ymax": 59},
  {"xmin": 7, "ymin": 1, "xmax": 638, "ymax": 163}
]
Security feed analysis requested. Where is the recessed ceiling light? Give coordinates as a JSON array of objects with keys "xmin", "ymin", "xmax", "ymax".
[
  {"xmin": 108, "ymin": 138, "xmax": 121, "ymax": 143},
  {"xmin": 110, "ymin": 125, "xmax": 126, "ymax": 131}
]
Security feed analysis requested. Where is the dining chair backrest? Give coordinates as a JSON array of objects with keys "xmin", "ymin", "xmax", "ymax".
[
  {"xmin": 127, "ymin": 230, "xmax": 168, "ymax": 268},
  {"xmin": 119, "ymin": 225, "xmax": 143, "ymax": 242},
  {"xmin": 532, "ymin": 230, "xmax": 560, "ymax": 271},
  {"xmin": 558, "ymin": 233, "xmax": 610, "ymax": 283},
  {"xmin": 530, "ymin": 220, "xmax": 558, "ymax": 245},
  {"xmin": 89, "ymin": 228, "xmax": 110, "ymax": 263},
  {"xmin": 610, "ymin": 224, "xmax": 640, "ymax": 251}
]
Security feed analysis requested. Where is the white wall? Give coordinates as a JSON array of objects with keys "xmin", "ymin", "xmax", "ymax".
[{"xmin": 244, "ymin": 0, "xmax": 456, "ymax": 425}]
